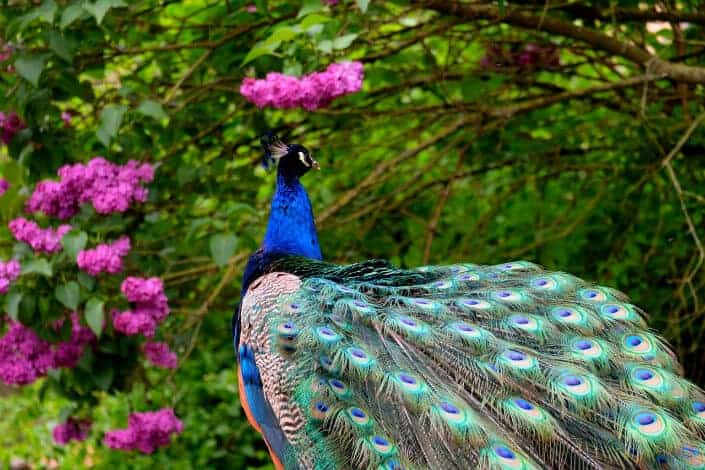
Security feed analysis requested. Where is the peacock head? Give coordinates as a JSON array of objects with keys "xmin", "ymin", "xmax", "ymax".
[{"xmin": 260, "ymin": 133, "xmax": 319, "ymax": 178}]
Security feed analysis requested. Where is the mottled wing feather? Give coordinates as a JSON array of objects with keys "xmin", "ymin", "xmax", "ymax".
[{"xmin": 240, "ymin": 261, "xmax": 705, "ymax": 470}]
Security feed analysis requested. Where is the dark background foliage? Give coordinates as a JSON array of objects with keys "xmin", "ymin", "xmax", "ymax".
[{"xmin": 1, "ymin": 0, "xmax": 705, "ymax": 467}]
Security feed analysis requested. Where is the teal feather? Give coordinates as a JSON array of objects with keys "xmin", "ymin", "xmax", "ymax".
[{"xmin": 239, "ymin": 257, "xmax": 705, "ymax": 468}]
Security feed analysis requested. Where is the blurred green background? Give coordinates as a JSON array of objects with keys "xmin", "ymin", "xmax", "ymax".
[{"xmin": 2, "ymin": 0, "xmax": 705, "ymax": 468}]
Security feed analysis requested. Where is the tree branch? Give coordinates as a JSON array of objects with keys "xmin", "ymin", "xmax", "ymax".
[
  {"xmin": 417, "ymin": 1, "xmax": 705, "ymax": 84},
  {"xmin": 556, "ymin": 3, "xmax": 705, "ymax": 26}
]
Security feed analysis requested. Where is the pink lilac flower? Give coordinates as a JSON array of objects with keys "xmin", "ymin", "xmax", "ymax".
[
  {"xmin": 0, "ymin": 178, "xmax": 9, "ymax": 196},
  {"xmin": 61, "ymin": 111, "xmax": 72, "ymax": 126},
  {"xmin": 52, "ymin": 313, "xmax": 95, "ymax": 368},
  {"xmin": 0, "ymin": 321, "xmax": 54, "ymax": 385},
  {"xmin": 53, "ymin": 418, "xmax": 91, "ymax": 445},
  {"xmin": 112, "ymin": 277, "xmax": 170, "ymax": 337},
  {"xmin": 103, "ymin": 408, "xmax": 184, "ymax": 454},
  {"xmin": 240, "ymin": 61, "xmax": 364, "ymax": 111},
  {"xmin": 0, "ymin": 314, "xmax": 95, "ymax": 386},
  {"xmin": 143, "ymin": 342, "xmax": 177, "ymax": 369},
  {"xmin": 324, "ymin": 0, "xmax": 339, "ymax": 4},
  {"xmin": 246, "ymin": 3, "xmax": 257, "ymax": 12},
  {"xmin": 479, "ymin": 43, "xmax": 560, "ymax": 70},
  {"xmin": 8, "ymin": 217, "xmax": 72, "ymax": 254},
  {"xmin": 0, "ymin": 259, "xmax": 21, "ymax": 294},
  {"xmin": 0, "ymin": 111, "xmax": 25, "ymax": 145},
  {"xmin": 0, "ymin": 43, "xmax": 11, "ymax": 63},
  {"xmin": 26, "ymin": 157, "xmax": 154, "ymax": 220},
  {"xmin": 77, "ymin": 236, "xmax": 131, "ymax": 276}
]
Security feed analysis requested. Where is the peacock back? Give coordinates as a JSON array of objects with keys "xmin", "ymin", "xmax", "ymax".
[{"xmin": 239, "ymin": 257, "xmax": 705, "ymax": 469}]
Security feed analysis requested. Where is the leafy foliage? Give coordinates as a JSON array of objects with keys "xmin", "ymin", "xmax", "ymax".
[{"xmin": 1, "ymin": 0, "xmax": 705, "ymax": 468}]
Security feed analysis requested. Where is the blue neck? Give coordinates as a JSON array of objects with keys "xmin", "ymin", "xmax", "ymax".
[{"xmin": 262, "ymin": 170, "xmax": 322, "ymax": 260}]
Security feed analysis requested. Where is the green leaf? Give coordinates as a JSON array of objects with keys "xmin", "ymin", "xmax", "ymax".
[
  {"xmin": 49, "ymin": 31, "xmax": 73, "ymax": 61},
  {"xmin": 316, "ymin": 40, "xmax": 333, "ymax": 54},
  {"xmin": 77, "ymin": 271, "xmax": 96, "ymax": 291},
  {"xmin": 93, "ymin": 366, "xmax": 114, "ymax": 390},
  {"xmin": 58, "ymin": 404, "xmax": 78, "ymax": 423},
  {"xmin": 333, "ymin": 33, "xmax": 358, "ymax": 50},
  {"xmin": 60, "ymin": 4, "xmax": 88, "ymax": 29},
  {"xmin": 61, "ymin": 230, "xmax": 88, "ymax": 260},
  {"xmin": 5, "ymin": 293, "xmax": 23, "ymax": 322},
  {"xmin": 19, "ymin": 295, "xmax": 37, "ymax": 324},
  {"xmin": 299, "ymin": 13, "xmax": 331, "ymax": 31},
  {"xmin": 209, "ymin": 234, "xmax": 237, "ymax": 267},
  {"xmin": 22, "ymin": 259, "xmax": 53, "ymax": 277},
  {"xmin": 96, "ymin": 105, "xmax": 127, "ymax": 146},
  {"xmin": 265, "ymin": 26, "xmax": 298, "ymax": 44},
  {"xmin": 298, "ymin": 0, "xmax": 324, "ymax": 17},
  {"xmin": 14, "ymin": 55, "xmax": 48, "ymax": 87},
  {"xmin": 241, "ymin": 41, "xmax": 280, "ymax": 66},
  {"xmin": 37, "ymin": 0, "xmax": 58, "ymax": 23},
  {"xmin": 83, "ymin": 0, "xmax": 127, "ymax": 25},
  {"xmin": 357, "ymin": 0, "xmax": 370, "ymax": 13},
  {"xmin": 55, "ymin": 281, "xmax": 80, "ymax": 310},
  {"xmin": 136, "ymin": 99, "xmax": 168, "ymax": 121},
  {"xmin": 84, "ymin": 298, "xmax": 104, "ymax": 337}
]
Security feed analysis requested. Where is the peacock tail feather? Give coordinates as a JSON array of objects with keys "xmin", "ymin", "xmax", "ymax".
[{"xmin": 238, "ymin": 258, "xmax": 705, "ymax": 469}]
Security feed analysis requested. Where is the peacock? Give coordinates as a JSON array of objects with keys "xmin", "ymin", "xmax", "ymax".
[{"xmin": 233, "ymin": 135, "xmax": 705, "ymax": 470}]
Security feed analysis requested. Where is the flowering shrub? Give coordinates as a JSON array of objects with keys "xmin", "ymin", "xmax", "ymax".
[
  {"xmin": 240, "ymin": 61, "xmax": 364, "ymax": 110},
  {"xmin": 26, "ymin": 157, "xmax": 154, "ymax": 219},
  {"xmin": 0, "ymin": 111, "xmax": 25, "ymax": 145},
  {"xmin": 9, "ymin": 217, "xmax": 72, "ymax": 254},
  {"xmin": 52, "ymin": 313, "xmax": 95, "ymax": 368},
  {"xmin": 0, "ymin": 314, "xmax": 95, "ymax": 386},
  {"xmin": 0, "ymin": 156, "xmax": 180, "ymax": 453},
  {"xmin": 53, "ymin": 418, "xmax": 91, "ymax": 445},
  {"xmin": 77, "ymin": 236, "xmax": 131, "ymax": 276},
  {"xmin": 143, "ymin": 341, "xmax": 178, "ymax": 369},
  {"xmin": 480, "ymin": 43, "xmax": 560, "ymax": 71},
  {"xmin": 103, "ymin": 408, "xmax": 184, "ymax": 454},
  {"xmin": 0, "ymin": 259, "xmax": 20, "ymax": 294},
  {"xmin": 0, "ymin": 321, "xmax": 54, "ymax": 385},
  {"xmin": 113, "ymin": 277, "xmax": 170, "ymax": 337}
]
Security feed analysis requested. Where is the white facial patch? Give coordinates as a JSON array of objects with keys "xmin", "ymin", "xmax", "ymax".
[{"xmin": 298, "ymin": 151, "xmax": 309, "ymax": 166}]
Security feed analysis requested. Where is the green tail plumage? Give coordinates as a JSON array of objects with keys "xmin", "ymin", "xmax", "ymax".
[{"xmin": 239, "ymin": 258, "xmax": 705, "ymax": 469}]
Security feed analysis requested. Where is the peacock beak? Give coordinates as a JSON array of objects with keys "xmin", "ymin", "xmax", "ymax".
[{"xmin": 311, "ymin": 159, "xmax": 320, "ymax": 170}]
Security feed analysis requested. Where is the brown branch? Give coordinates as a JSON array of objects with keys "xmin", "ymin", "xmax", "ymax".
[
  {"xmin": 317, "ymin": 117, "xmax": 469, "ymax": 224},
  {"xmin": 417, "ymin": 1, "xmax": 705, "ymax": 84},
  {"xmin": 422, "ymin": 154, "xmax": 465, "ymax": 263},
  {"xmin": 555, "ymin": 3, "xmax": 705, "ymax": 26}
]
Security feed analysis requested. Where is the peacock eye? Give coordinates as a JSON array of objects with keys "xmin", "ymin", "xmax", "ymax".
[{"xmin": 298, "ymin": 151, "xmax": 309, "ymax": 166}]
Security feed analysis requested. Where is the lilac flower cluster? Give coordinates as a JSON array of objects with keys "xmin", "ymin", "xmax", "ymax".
[
  {"xmin": 0, "ymin": 111, "xmax": 25, "ymax": 145},
  {"xmin": 0, "ymin": 321, "xmax": 54, "ymax": 385},
  {"xmin": 143, "ymin": 341, "xmax": 178, "ymax": 369},
  {"xmin": 0, "ymin": 178, "xmax": 9, "ymax": 196},
  {"xmin": 0, "ymin": 259, "xmax": 21, "ymax": 294},
  {"xmin": 77, "ymin": 236, "xmax": 131, "ymax": 276},
  {"xmin": 240, "ymin": 61, "xmax": 364, "ymax": 110},
  {"xmin": 26, "ymin": 157, "xmax": 155, "ymax": 220},
  {"xmin": 0, "ymin": 42, "xmax": 11, "ymax": 63},
  {"xmin": 8, "ymin": 217, "xmax": 72, "ymax": 254},
  {"xmin": 53, "ymin": 313, "xmax": 95, "ymax": 369},
  {"xmin": 103, "ymin": 408, "xmax": 184, "ymax": 454},
  {"xmin": 480, "ymin": 43, "xmax": 560, "ymax": 71},
  {"xmin": 53, "ymin": 418, "xmax": 91, "ymax": 445},
  {"xmin": 113, "ymin": 277, "xmax": 170, "ymax": 337},
  {"xmin": 0, "ymin": 314, "xmax": 95, "ymax": 386}
]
